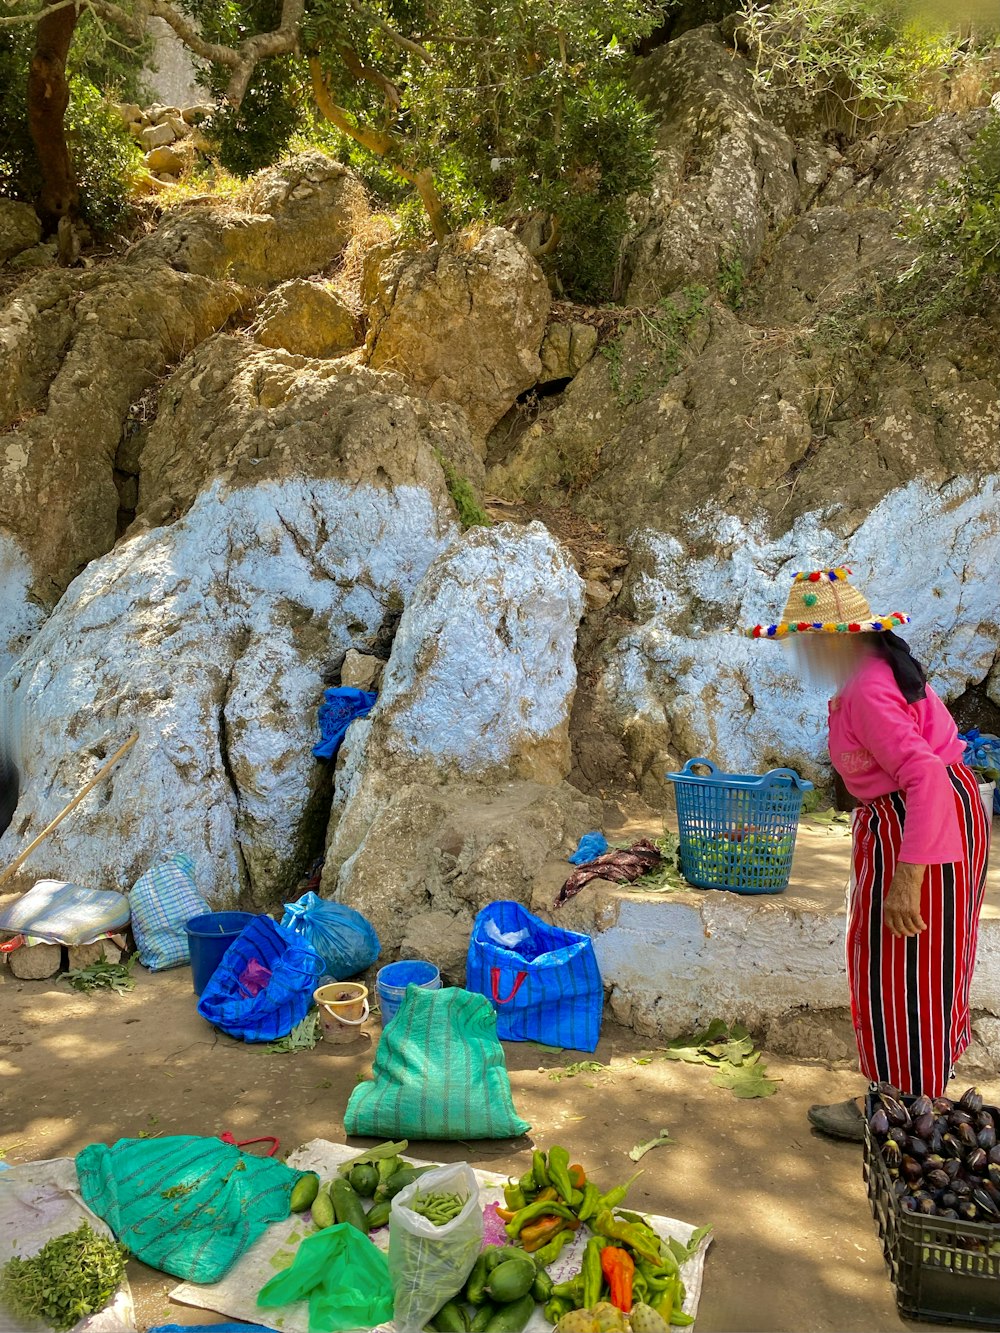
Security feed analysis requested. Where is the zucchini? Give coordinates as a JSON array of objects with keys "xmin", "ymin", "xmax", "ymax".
[
  {"xmin": 483, "ymin": 1295, "xmax": 535, "ymax": 1333},
  {"xmin": 330, "ymin": 1177, "xmax": 370, "ymax": 1234},
  {"xmin": 470, "ymin": 1303, "xmax": 500, "ymax": 1332},
  {"xmin": 431, "ymin": 1300, "xmax": 470, "ymax": 1332},
  {"xmin": 290, "ymin": 1173, "xmax": 320, "ymax": 1214},
  {"xmin": 311, "ymin": 1186, "xmax": 335, "ymax": 1231},
  {"xmin": 383, "ymin": 1165, "xmax": 434, "ymax": 1199},
  {"xmin": 366, "ymin": 1199, "xmax": 392, "ymax": 1230}
]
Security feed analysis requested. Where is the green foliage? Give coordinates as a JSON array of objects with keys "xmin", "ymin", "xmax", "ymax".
[
  {"xmin": 601, "ymin": 285, "xmax": 708, "ymax": 407},
  {"xmin": 435, "ymin": 451, "xmax": 490, "ymax": 529},
  {"xmin": 0, "ymin": 1224, "xmax": 127, "ymax": 1332},
  {"xmin": 61, "ymin": 951, "xmax": 138, "ymax": 996},
  {"xmin": 910, "ymin": 104, "xmax": 1000, "ymax": 296},
  {"xmin": 738, "ymin": 0, "xmax": 971, "ymax": 137},
  {"xmin": 718, "ymin": 239, "xmax": 746, "ymax": 308},
  {"xmin": 188, "ymin": 0, "xmax": 663, "ymax": 299},
  {"xmin": 0, "ymin": 23, "xmax": 141, "ymax": 232}
]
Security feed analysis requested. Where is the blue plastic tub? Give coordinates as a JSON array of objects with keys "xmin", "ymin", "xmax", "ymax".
[
  {"xmin": 186, "ymin": 911, "xmax": 256, "ymax": 996},
  {"xmin": 376, "ymin": 959, "xmax": 441, "ymax": 1025},
  {"xmin": 666, "ymin": 757, "xmax": 812, "ymax": 895}
]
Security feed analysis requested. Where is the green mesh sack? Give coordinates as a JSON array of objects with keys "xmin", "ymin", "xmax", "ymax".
[{"xmin": 345, "ymin": 986, "xmax": 530, "ymax": 1140}]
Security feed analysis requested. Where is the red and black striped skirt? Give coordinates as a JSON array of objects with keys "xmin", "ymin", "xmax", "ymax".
[{"xmin": 846, "ymin": 763, "xmax": 991, "ymax": 1097}]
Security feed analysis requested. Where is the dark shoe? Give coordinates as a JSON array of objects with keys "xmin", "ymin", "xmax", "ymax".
[{"xmin": 808, "ymin": 1097, "xmax": 865, "ymax": 1142}]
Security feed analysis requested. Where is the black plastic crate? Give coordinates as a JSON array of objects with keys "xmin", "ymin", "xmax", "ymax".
[{"xmin": 864, "ymin": 1091, "xmax": 1000, "ymax": 1327}]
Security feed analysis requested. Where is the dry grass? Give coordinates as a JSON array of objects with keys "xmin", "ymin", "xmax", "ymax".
[{"xmin": 329, "ymin": 211, "xmax": 399, "ymax": 315}]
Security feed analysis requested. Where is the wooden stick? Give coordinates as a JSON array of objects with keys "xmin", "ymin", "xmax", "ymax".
[{"xmin": 0, "ymin": 733, "xmax": 139, "ymax": 888}]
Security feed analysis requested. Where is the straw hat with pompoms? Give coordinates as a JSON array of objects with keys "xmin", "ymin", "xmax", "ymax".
[{"xmin": 748, "ymin": 567, "xmax": 910, "ymax": 640}]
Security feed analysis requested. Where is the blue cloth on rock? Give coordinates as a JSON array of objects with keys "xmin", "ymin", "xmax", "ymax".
[
  {"xmin": 568, "ymin": 831, "xmax": 609, "ymax": 865},
  {"xmin": 313, "ymin": 687, "xmax": 377, "ymax": 759}
]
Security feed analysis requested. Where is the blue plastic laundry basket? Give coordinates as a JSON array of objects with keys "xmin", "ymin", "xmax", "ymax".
[{"xmin": 666, "ymin": 757, "xmax": 813, "ymax": 895}]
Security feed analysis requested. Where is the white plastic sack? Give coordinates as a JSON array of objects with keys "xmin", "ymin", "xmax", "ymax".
[{"xmin": 388, "ymin": 1163, "xmax": 483, "ymax": 1333}]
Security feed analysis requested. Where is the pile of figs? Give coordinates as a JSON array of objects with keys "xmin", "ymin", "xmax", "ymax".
[{"xmin": 871, "ymin": 1086, "xmax": 1000, "ymax": 1224}]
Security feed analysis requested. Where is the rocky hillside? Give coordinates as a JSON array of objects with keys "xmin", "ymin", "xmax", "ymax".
[{"xmin": 1, "ymin": 22, "xmax": 998, "ymax": 976}]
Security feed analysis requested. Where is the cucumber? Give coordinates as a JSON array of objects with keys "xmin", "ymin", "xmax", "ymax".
[
  {"xmin": 311, "ymin": 1186, "xmax": 335, "ymax": 1230},
  {"xmin": 366, "ymin": 1199, "xmax": 392, "ymax": 1230},
  {"xmin": 484, "ymin": 1247, "xmax": 511, "ymax": 1273},
  {"xmin": 290, "ymin": 1173, "xmax": 320, "ymax": 1213},
  {"xmin": 485, "ymin": 1260, "xmax": 536, "ymax": 1304},
  {"xmin": 431, "ymin": 1300, "xmax": 470, "ymax": 1332},
  {"xmin": 465, "ymin": 1252, "xmax": 492, "ymax": 1306},
  {"xmin": 383, "ymin": 1165, "xmax": 434, "ymax": 1199},
  {"xmin": 330, "ymin": 1177, "xmax": 370, "ymax": 1234},
  {"xmin": 532, "ymin": 1270, "xmax": 554, "ymax": 1303},
  {"xmin": 483, "ymin": 1295, "xmax": 535, "ymax": 1333},
  {"xmin": 470, "ymin": 1303, "xmax": 500, "ymax": 1332},
  {"xmin": 350, "ymin": 1163, "xmax": 380, "ymax": 1198}
]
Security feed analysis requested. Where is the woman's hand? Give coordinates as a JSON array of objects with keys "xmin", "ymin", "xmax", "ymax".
[{"xmin": 884, "ymin": 862, "xmax": 927, "ymax": 938}]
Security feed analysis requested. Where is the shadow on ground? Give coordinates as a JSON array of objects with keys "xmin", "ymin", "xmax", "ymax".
[{"xmin": 1, "ymin": 967, "xmax": 993, "ymax": 1332}]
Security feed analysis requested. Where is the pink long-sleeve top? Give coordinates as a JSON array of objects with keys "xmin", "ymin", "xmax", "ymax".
[{"xmin": 828, "ymin": 654, "xmax": 965, "ymax": 865}]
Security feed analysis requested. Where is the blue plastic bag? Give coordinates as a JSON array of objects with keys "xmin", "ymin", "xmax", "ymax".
[
  {"xmin": 197, "ymin": 916, "xmax": 324, "ymax": 1042},
  {"xmin": 281, "ymin": 891, "xmax": 380, "ymax": 980},
  {"xmin": 568, "ymin": 831, "xmax": 609, "ymax": 865},
  {"xmin": 465, "ymin": 901, "xmax": 604, "ymax": 1053},
  {"xmin": 313, "ymin": 688, "xmax": 377, "ymax": 759}
]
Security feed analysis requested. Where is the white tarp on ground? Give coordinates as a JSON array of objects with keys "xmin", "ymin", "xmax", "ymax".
[
  {"xmin": 0, "ymin": 1158, "xmax": 136, "ymax": 1332},
  {"xmin": 171, "ymin": 1140, "xmax": 712, "ymax": 1332}
]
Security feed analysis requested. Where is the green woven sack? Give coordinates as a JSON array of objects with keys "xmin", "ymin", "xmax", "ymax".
[
  {"xmin": 345, "ymin": 986, "xmax": 530, "ymax": 1140},
  {"xmin": 76, "ymin": 1136, "xmax": 306, "ymax": 1283}
]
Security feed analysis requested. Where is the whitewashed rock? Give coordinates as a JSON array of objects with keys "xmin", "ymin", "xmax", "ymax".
[
  {"xmin": 9, "ymin": 942, "xmax": 61, "ymax": 979},
  {"xmin": 0, "ymin": 199, "xmax": 42, "ymax": 265},
  {"xmin": 140, "ymin": 122, "xmax": 176, "ymax": 151},
  {"xmin": 0, "ymin": 347, "xmax": 474, "ymax": 904},
  {"xmin": 607, "ymin": 476, "xmax": 1000, "ymax": 799}
]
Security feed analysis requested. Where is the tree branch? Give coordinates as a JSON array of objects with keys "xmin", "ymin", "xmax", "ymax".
[
  {"xmin": 348, "ymin": 0, "xmax": 432, "ymax": 64},
  {"xmin": 0, "ymin": 0, "xmax": 79, "ymax": 28}
]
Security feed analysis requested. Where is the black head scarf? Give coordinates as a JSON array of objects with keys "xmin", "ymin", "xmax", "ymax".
[{"xmin": 868, "ymin": 630, "xmax": 927, "ymax": 704}]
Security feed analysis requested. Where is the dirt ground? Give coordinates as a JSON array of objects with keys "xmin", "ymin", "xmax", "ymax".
[{"xmin": 4, "ymin": 968, "xmax": 997, "ymax": 1332}]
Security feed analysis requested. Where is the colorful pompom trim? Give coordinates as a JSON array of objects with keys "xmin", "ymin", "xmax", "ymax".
[
  {"xmin": 792, "ymin": 567, "xmax": 853, "ymax": 584},
  {"xmin": 747, "ymin": 611, "xmax": 910, "ymax": 639}
]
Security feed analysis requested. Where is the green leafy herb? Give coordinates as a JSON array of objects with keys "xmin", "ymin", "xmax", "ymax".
[
  {"xmin": 629, "ymin": 1129, "xmax": 675, "ymax": 1161},
  {"xmin": 267, "ymin": 1011, "xmax": 320, "ymax": 1053},
  {"xmin": 547, "ymin": 1060, "xmax": 605, "ymax": 1081},
  {"xmin": 0, "ymin": 1223, "xmax": 127, "ymax": 1331},
  {"xmin": 60, "ymin": 953, "xmax": 137, "ymax": 996}
]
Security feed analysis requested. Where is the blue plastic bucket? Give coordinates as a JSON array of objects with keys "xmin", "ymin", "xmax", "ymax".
[
  {"xmin": 376, "ymin": 959, "xmax": 441, "ymax": 1025},
  {"xmin": 186, "ymin": 911, "xmax": 256, "ymax": 996}
]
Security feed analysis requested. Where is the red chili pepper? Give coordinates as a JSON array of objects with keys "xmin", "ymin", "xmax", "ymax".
[
  {"xmin": 601, "ymin": 1246, "xmax": 635, "ymax": 1312},
  {"xmin": 569, "ymin": 1163, "xmax": 587, "ymax": 1189}
]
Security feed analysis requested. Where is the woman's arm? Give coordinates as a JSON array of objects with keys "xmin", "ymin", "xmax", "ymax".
[{"xmin": 847, "ymin": 670, "xmax": 962, "ymax": 867}]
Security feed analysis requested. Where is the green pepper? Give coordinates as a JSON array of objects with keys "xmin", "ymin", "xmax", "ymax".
[
  {"xmin": 518, "ymin": 1170, "xmax": 537, "ymax": 1196},
  {"xmin": 576, "ymin": 1183, "xmax": 601, "ymax": 1223},
  {"xmin": 592, "ymin": 1210, "xmax": 662, "ymax": 1266},
  {"xmin": 551, "ymin": 1275, "xmax": 585, "ymax": 1302},
  {"xmin": 544, "ymin": 1298, "xmax": 573, "ymax": 1325},
  {"xmin": 530, "ymin": 1227, "xmax": 575, "ymax": 1270},
  {"xmin": 651, "ymin": 1285, "xmax": 674, "ymax": 1323},
  {"xmin": 582, "ymin": 1236, "xmax": 607, "ymax": 1309},
  {"xmin": 597, "ymin": 1172, "xmax": 642, "ymax": 1213},
  {"xmin": 547, "ymin": 1146, "xmax": 575, "ymax": 1204},
  {"xmin": 532, "ymin": 1151, "xmax": 550, "ymax": 1190},
  {"xmin": 636, "ymin": 1252, "xmax": 679, "ymax": 1286},
  {"xmin": 670, "ymin": 1313, "xmax": 694, "ymax": 1327},
  {"xmin": 505, "ymin": 1182, "xmax": 527, "ymax": 1211},
  {"xmin": 505, "ymin": 1200, "xmax": 578, "ymax": 1238}
]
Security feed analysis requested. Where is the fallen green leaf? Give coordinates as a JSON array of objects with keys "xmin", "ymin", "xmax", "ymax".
[
  {"xmin": 268, "ymin": 1012, "xmax": 320, "ymax": 1053},
  {"xmin": 629, "ymin": 1129, "xmax": 675, "ymax": 1161},
  {"xmin": 60, "ymin": 953, "xmax": 137, "ymax": 996},
  {"xmin": 548, "ymin": 1059, "xmax": 606, "ymax": 1081},
  {"xmin": 711, "ymin": 1061, "xmax": 780, "ymax": 1098}
]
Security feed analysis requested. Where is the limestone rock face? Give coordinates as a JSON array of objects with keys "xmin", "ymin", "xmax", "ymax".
[
  {"xmin": 254, "ymin": 280, "xmax": 358, "ymax": 359},
  {"xmin": 624, "ymin": 26, "xmax": 799, "ymax": 304},
  {"xmin": 366, "ymin": 227, "xmax": 550, "ymax": 438},
  {"xmin": 0, "ymin": 199, "xmax": 42, "ymax": 265},
  {"xmin": 143, "ymin": 152, "xmax": 368, "ymax": 286},
  {"xmin": 0, "ymin": 359, "xmax": 468, "ymax": 906},
  {"xmin": 605, "ymin": 476, "xmax": 1000, "ymax": 800},
  {"xmin": 321, "ymin": 522, "xmax": 590, "ymax": 955}
]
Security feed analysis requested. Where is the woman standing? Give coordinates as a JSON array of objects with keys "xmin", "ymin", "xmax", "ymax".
[{"xmin": 750, "ymin": 568, "xmax": 991, "ymax": 1140}]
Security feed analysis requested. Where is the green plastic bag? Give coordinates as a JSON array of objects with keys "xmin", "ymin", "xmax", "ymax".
[
  {"xmin": 257, "ymin": 1223, "xmax": 394, "ymax": 1333},
  {"xmin": 345, "ymin": 986, "xmax": 530, "ymax": 1140}
]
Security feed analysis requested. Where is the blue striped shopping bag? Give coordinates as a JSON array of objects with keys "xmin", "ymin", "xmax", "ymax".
[{"xmin": 465, "ymin": 901, "xmax": 603, "ymax": 1053}]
